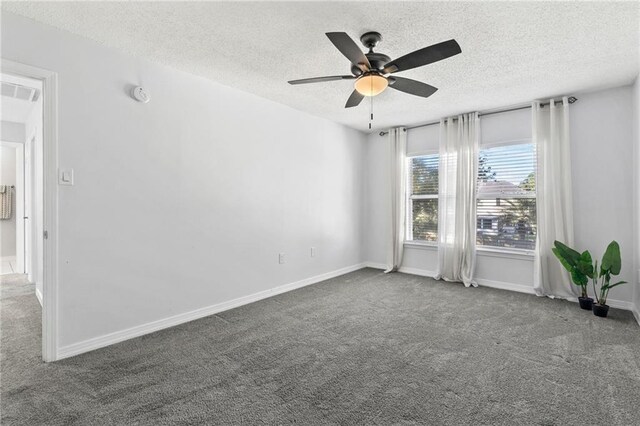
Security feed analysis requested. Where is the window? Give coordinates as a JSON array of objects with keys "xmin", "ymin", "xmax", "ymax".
[
  {"xmin": 406, "ymin": 154, "xmax": 439, "ymax": 242},
  {"xmin": 477, "ymin": 218, "xmax": 495, "ymax": 230},
  {"xmin": 476, "ymin": 142, "xmax": 536, "ymax": 251}
]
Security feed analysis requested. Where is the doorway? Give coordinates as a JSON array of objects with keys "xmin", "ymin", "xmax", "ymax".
[{"xmin": 1, "ymin": 66, "xmax": 50, "ymax": 359}]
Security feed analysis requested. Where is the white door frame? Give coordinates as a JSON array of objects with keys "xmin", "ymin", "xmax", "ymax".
[
  {"xmin": 15, "ymin": 141, "xmax": 25, "ymax": 274},
  {"xmin": 23, "ymin": 134, "xmax": 34, "ymax": 282},
  {"xmin": 1, "ymin": 59, "xmax": 59, "ymax": 362}
]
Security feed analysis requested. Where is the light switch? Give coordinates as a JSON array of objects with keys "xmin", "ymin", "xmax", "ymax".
[{"xmin": 59, "ymin": 169, "xmax": 74, "ymax": 186}]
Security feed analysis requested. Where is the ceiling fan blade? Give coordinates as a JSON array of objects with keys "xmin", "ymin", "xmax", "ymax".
[
  {"xmin": 288, "ymin": 75, "xmax": 356, "ymax": 85},
  {"xmin": 345, "ymin": 90, "xmax": 364, "ymax": 108},
  {"xmin": 326, "ymin": 32, "xmax": 371, "ymax": 72},
  {"xmin": 388, "ymin": 77, "xmax": 438, "ymax": 98},
  {"xmin": 383, "ymin": 39, "xmax": 461, "ymax": 74}
]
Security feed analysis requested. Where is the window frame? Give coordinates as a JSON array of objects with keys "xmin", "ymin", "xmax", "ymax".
[
  {"xmin": 405, "ymin": 150, "xmax": 439, "ymax": 246},
  {"xmin": 475, "ymin": 138, "xmax": 536, "ymax": 256}
]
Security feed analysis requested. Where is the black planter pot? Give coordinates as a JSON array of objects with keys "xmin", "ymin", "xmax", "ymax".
[
  {"xmin": 593, "ymin": 303, "xmax": 610, "ymax": 318},
  {"xmin": 578, "ymin": 297, "xmax": 594, "ymax": 310}
]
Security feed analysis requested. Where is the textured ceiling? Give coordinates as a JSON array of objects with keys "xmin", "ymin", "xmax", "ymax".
[{"xmin": 3, "ymin": 2, "xmax": 639, "ymax": 132}]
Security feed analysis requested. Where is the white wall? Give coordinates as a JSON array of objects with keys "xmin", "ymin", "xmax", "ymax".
[
  {"xmin": 571, "ymin": 86, "xmax": 635, "ymax": 304},
  {"xmin": 0, "ymin": 145, "xmax": 17, "ymax": 257},
  {"xmin": 365, "ymin": 85, "xmax": 637, "ymax": 306},
  {"xmin": 2, "ymin": 12, "xmax": 367, "ymax": 350},
  {"xmin": 1, "ymin": 120, "xmax": 25, "ymax": 143}
]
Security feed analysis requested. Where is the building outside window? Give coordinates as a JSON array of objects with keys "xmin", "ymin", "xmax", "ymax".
[{"xmin": 476, "ymin": 142, "xmax": 537, "ymax": 251}]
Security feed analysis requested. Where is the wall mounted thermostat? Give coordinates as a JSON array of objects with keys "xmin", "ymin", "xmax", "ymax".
[{"xmin": 131, "ymin": 86, "xmax": 150, "ymax": 103}]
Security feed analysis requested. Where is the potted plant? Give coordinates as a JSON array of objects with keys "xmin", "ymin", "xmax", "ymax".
[
  {"xmin": 591, "ymin": 241, "xmax": 627, "ymax": 318},
  {"xmin": 552, "ymin": 240, "xmax": 594, "ymax": 310}
]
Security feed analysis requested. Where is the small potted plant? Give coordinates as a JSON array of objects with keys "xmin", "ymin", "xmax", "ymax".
[
  {"xmin": 591, "ymin": 241, "xmax": 627, "ymax": 318},
  {"xmin": 552, "ymin": 241, "xmax": 594, "ymax": 310}
]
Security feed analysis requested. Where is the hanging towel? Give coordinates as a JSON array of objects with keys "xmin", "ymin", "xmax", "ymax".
[{"xmin": 0, "ymin": 185, "xmax": 13, "ymax": 220}]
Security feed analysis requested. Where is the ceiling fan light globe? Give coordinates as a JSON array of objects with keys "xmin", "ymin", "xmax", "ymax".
[{"xmin": 354, "ymin": 74, "xmax": 388, "ymax": 97}]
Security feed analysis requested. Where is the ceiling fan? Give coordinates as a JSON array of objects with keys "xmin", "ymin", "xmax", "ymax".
[{"xmin": 288, "ymin": 32, "xmax": 461, "ymax": 108}]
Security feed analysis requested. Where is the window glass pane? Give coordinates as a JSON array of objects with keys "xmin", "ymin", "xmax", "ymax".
[
  {"xmin": 476, "ymin": 198, "xmax": 537, "ymax": 250},
  {"xmin": 410, "ymin": 155, "xmax": 439, "ymax": 195},
  {"xmin": 477, "ymin": 144, "xmax": 536, "ymax": 196},
  {"xmin": 412, "ymin": 199, "xmax": 438, "ymax": 242},
  {"xmin": 477, "ymin": 143, "xmax": 537, "ymax": 250}
]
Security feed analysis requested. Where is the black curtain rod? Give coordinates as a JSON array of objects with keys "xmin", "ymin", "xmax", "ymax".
[{"xmin": 379, "ymin": 96, "xmax": 577, "ymax": 136}]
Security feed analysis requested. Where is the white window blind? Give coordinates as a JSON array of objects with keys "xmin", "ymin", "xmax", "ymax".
[
  {"xmin": 406, "ymin": 154, "xmax": 439, "ymax": 242},
  {"xmin": 476, "ymin": 142, "xmax": 536, "ymax": 251}
]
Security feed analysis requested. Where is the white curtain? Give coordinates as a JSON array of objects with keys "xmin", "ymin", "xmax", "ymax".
[
  {"xmin": 385, "ymin": 127, "xmax": 407, "ymax": 273},
  {"xmin": 435, "ymin": 113, "xmax": 479, "ymax": 287},
  {"xmin": 533, "ymin": 98, "xmax": 576, "ymax": 299}
]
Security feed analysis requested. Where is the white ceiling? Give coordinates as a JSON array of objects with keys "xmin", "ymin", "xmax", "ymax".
[
  {"xmin": 1, "ymin": 73, "xmax": 41, "ymax": 124},
  {"xmin": 3, "ymin": 2, "xmax": 639, "ymax": 132}
]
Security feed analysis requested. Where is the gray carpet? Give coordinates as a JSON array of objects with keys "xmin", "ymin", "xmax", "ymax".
[
  {"xmin": 0, "ymin": 273, "xmax": 34, "ymax": 299},
  {"xmin": 2, "ymin": 268, "xmax": 640, "ymax": 425}
]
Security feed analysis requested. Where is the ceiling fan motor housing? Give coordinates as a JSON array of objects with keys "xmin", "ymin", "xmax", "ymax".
[
  {"xmin": 351, "ymin": 52, "xmax": 391, "ymax": 75},
  {"xmin": 350, "ymin": 32, "xmax": 390, "ymax": 75},
  {"xmin": 288, "ymin": 30, "xmax": 461, "ymax": 109}
]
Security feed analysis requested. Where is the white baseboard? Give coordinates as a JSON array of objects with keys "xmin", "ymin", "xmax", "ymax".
[
  {"xmin": 367, "ymin": 262, "xmax": 638, "ymax": 321},
  {"xmin": 35, "ymin": 287, "xmax": 43, "ymax": 307},
  {"xmin": 398, "ymin": 266, "xmax": 437, "ymax": 278},
  {"xmin": 561, "ymin": 296, "xmax": 636, "ymax": 314},
  {"xmin": 475, "ymin": 278, "xmax": 537, "ymax": 295},
  {"xmin": 366, "ymin": 262, "xmax": 536, "ymax": 295},
  {"xmin": 605, "ymin": 299, "xmax": 636, "ymax": 312},
  {"xmin": 398, "ymin": 268, "xmax": 538, "ymax": 296},
  {"xmin": 363, "ymin": 262, "xmax": 439, "ymax": 279},
  {"xmin": 57, "ymin": 263, "xmax": 367, "ymax": 360},
  {"xmin": 633, "ymin": 307, "xmax": 640, "ymax": 326},
  {"xmin": 364, "ymin": 262, "xmax": 387, "ymax": 270}
]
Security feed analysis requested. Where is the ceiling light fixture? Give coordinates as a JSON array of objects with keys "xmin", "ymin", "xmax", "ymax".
[
  {"xmin": 354, "ymin": 72, "xmax": 388, "ymax": 97},
  {"xmin": 288, "ymin": 31, "xmax": 461, "ymax": 110}
]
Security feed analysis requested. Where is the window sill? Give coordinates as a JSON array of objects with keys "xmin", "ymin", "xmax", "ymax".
[
  {"xmin": 404, "ymin": 241, "xmax": 438, "ymax": 250},
  {"xmin": 477, "ymin": 246, "xmax": 535, "ymax": 261}
]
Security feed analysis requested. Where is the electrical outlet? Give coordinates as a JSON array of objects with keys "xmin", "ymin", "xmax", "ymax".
[
  {"xmin": 311, "ymin": 247, "xmax": 316, "ymax": 257},
  {"xmin": 279, "ymin": 253, "xmax": 285, "ymax": 264}
]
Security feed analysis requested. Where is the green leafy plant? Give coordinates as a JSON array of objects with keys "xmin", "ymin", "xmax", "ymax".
[
  {"xmin": 552, "ymin": 241, "xmax": 593, "ymax": 298},
  {"xmin": 592, "ymin": 241, "xmax": 627, "ymax": 306}
]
